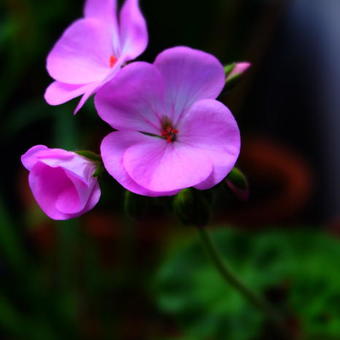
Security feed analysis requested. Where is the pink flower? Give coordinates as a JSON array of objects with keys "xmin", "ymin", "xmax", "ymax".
[
  {"xmin": 21, "ymin": 145, "xmax": 101, "ymax": 220},
  {"xmin": 44, "ymin": 0, "xmax": 148, "ymax": 113},
  {"xmin": 95, "ymin": 47, "xmax": 241, "ymax": 197}
]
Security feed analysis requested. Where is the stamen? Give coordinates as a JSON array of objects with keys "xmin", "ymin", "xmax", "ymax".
[
  {"xmin": 109, "ymin": 55, "xmax": 117, "ymax": 68},
  {"xmin": 161, "ymin": 123, "xmax": 178, "ymax": 143}
]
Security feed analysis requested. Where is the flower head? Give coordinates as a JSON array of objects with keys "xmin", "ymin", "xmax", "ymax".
[
  {"xmin": 21, "ymin": 145, "xmax": 101, "ymax": 220},
  {"xmin": 95, "ymin": 47, "xmax": 240, "ymax": 196},
  {"xmin": 44, "ymin": 0, "xmax": 148, "ymax": 113}
]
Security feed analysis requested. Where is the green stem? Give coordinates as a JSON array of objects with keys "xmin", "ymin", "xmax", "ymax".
[{"xmin": 196, "ymin": 226, "xmax": 287, "ymax": 334}]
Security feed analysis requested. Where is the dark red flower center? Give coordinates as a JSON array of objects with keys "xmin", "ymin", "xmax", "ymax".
[
  {"xmin": 109, "ymin": 55, "xmax": 117, "ymax": 68},
  {"xmin": 161, "ymin": 123, "xmax": 178, "ymax": 143}
]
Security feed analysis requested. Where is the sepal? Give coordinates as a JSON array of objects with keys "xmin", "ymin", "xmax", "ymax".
[{"xmin": 225, "ymin": 167, "xmax": 249, "ymax": 201}]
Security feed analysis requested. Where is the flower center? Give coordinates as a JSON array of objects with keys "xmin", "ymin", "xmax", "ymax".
[
  {"xmin": 109, "ymin": 55, "xmax": 117, "ymax": 68},
  {"xmin": 161, "ymin": 122, "xmax": 178, "ymax": 143}
]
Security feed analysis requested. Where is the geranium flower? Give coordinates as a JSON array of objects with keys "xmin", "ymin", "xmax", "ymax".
[
  {"xmin": 44, "ymin": 0, "xmax": 148, "ymax": 113},
  {"xmin": 95, "ymin": 46, "xmax": 240, "ymax": 196},
  {"xmin": 21, "ymin": 145, "xmax": 101, "ymax": 220}
]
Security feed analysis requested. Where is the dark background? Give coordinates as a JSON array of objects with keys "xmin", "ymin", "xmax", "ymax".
[{"xmin": 1, "ymin": 0, "xmax": 340, "ymax": 339}]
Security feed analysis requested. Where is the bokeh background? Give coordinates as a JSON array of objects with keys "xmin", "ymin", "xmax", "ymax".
[{"xmin": 1, "ymin": 0, "xmax": 340, "ymax": 339}]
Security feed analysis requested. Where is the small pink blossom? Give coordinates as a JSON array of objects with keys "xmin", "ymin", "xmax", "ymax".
[
  {"xmin": 226, "ymin": 62, "xmax": 251, "ymax": 81},
  {"xmin": 21, "ymin": 145, "xmax": 101, "ymax": 220},
  {"xmin": 44, "ymin": 0, "xmax": 148, "ymax": 113},
  {"xmin": 95, "ymin": 46, "xmax": 241, "ymax": 196}
]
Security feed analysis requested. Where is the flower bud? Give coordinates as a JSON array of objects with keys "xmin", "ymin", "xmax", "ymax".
[
  {"xmin": 173, "ymin": 189, "xmax": 211, "ymax": 227},
  {"xmin": 225, "ymin": 167, "xmax": 249, "ymax": 201},
  {"xmin": 21, "ymin": 145, "xmax": 101, "ymax": 220},
  {"xmin": 224, "ymin": 62, "xmax": 251, "ymax": 88}
]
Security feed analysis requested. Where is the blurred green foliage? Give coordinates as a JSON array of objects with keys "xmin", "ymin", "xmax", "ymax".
[{"xmin": 154, "ymin": 228, "xmax": 340, "ymax": 339}]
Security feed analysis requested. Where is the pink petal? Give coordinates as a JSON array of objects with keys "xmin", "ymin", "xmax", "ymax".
[
  {"xmin": 84, "ymin": 0, "xmax": 120, "ymax": 56},
  {"xmin": 84, "ymin": 0, "xmax": 117, "ymax": 21},
  {"xmin": 101, "ymin": 131, "xmax": 178, "ymax": 196},
  {"xmin": 21, "ymin": 146, "xmax": 74, "ymax": 172},
  {"xmin": 25, "ymin": 147, "xmax": 96, "ymax": 184},
  {"xmin": 32, "ymin": 148, "xmax": 74, "ymax": 162},
  {"xmin": 123, "ymin": 137, "xmax": 213, "ymax": 192},
  {"xmin": 21, "ymin": 145, "xmax": 48, "ymax": 171},
  {"xmin": 47, "ymin": 19, "xmax": 114, "ymax": 84},
  {"xmin": 95, "ymin": 62, "xmax": 164, "ymax": 134},
  {"xmin": 154, "ymin": 46, "xmax": 225, "ymax": 124},
  {"xmin": 38, "ymin": 153, "xmax": 97, "ymax": 186},
  {"xmin": 29, "ymin": 163, "xmax": 78, "ymax": 220},
  {"xmin": 119, "ymin": 0, "xmax": 148, "ymax": 61},
  {"xmin": 57, "ymin": 171, "xmax": 97, "ymax": 214},
  {"xmin": 177, "ymin": 99, "xmax": 240, "ymax": 189},
  {"xmin": 55, "ymin": 182, "xmax": 82, "ymax": 214},
  {"xmin": 44, "ymin": 81, "xmax": 97, "ymax": 106},
  {"xmin": 81, "ymin": 181, "xmax": 101, "ymax": 212},
  {"xmin": 73, "ymin": 83, "xmax": 100, "ymax": 113}
]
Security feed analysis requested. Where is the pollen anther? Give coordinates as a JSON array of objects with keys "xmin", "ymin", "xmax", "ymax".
[
  {"xmin": 109, "ymin": 55, "xmax": 117, "ymax": 68},
  {"xmin": 161, "ymin": 125, "xmax": 178, "ymax": 143}
]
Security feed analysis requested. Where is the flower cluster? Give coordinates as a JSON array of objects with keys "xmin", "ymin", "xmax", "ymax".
[{"xmin": 21, "ymin": 0, "xmax": 249, "ymax": 220}]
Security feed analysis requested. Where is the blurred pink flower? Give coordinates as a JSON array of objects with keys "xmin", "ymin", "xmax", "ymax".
[
  {"xmin": 21, "ymin": 145, "xmax": 101, "ymax": 220},
  {"xmin": 95, "ymin": 46, "xmax": 240, "ymax": 196},
  {"xmin": 44, "ymin": 0, "xmax": 148, "ymax": 113}
]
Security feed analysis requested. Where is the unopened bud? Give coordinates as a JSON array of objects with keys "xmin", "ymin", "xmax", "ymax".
[
  {"xmin": 224, "ymin": 62, "xmax": 251, "ymax": 89},
  {"xmin": 225, "ymin": 167, "xmax": 249, "ymax": 201}
]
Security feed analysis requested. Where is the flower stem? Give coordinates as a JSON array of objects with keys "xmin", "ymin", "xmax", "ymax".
[{"xmin": 196, "ymin": 226, "xmax": 288, "ymax": 335}]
